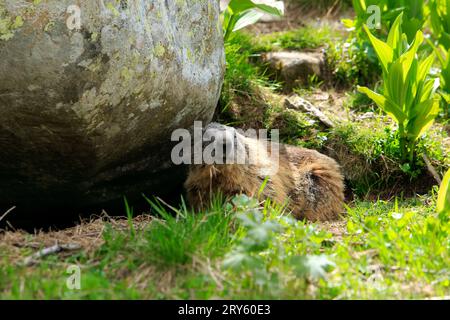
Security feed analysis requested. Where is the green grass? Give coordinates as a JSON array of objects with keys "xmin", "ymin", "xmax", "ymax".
[
  {"xmin": 250, "ymin": 25, "xmax": 338, "ymax": 52},
  {"xmin": 218, "ymin": 32, "xmax": 279, "ymax": 124},
  {"xmin": 0, "ymin": 194, "xmax": 448, "ymax": 299}
]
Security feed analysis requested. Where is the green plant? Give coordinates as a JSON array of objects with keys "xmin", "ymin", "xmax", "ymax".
[
  {"xmin": 428, "ymin": 0, "xmax": 450, "ymax": 49},
  {"xmin": 358, "ymin": 13, "xmax": 440, "ymax": 166},
  {"xmin": 344, "ymin": 0, "xmax": 426, "ymax": 42},
  {"xmin": 427, "ymin": 0, "xmax": 450, "ymax": 114},
  {"xmin": 341, "ymin": 0, "xmax": 427, "ymax": 88},
  {"xmin": 343, "ymin": 0, "xmax": 385, "ymax": 36},
  {"xmin": 428, "ymin": 42, "xmax": 450, "ymax": 115},
  {"xmin": 222, "ymin": 195, "xmax": 334, "ymax": 296},
  {"xmin": 386, "ymin": 0, "xmax": 426, "ymax": 42},
  {"xmin": 328, "ymin": 36, "xmax": 380, "ymax": 87},
  {"xmin": 222, "ymin": 0, "xmax": 284, "ymax": 42},
  {"xmin": 437, "ymin": 169, "xmax": 450, "ymax": 214},
  {"xmin": 339, "ymin": 0, "xmax": 425, "ymax": 88}
]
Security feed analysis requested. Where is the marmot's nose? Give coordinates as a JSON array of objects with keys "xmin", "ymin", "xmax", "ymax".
[{"xmin": 201, "ymin": 126, "xmax": 237, "ymax": 164}]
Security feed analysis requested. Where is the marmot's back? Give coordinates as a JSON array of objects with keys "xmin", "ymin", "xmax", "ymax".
[
  {"xmin": 184, "ymin": 123, "xmax": 345, "ymax": 222},
  {"xmin": 282, "ymin": 146, "xmax": 345, "ymax": 221}
]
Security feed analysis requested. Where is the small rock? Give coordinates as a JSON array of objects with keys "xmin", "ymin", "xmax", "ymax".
[
  {"xmin": 285, "ymin": 95, "xmax": 334, "ymax": 128},
  {"xmin": 263, "ymin": 51, "xmax": 325, "ymax": 91}
]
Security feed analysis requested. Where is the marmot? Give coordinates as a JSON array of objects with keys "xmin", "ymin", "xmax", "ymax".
[{"xmin": 184, "ymin": 123, "xmax": 345, "ymax": 221}]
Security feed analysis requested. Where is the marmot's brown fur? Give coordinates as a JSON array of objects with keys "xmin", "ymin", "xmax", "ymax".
[{"xmin": 184, "ymin": 123, "xmax": 345, "ymax": 221}]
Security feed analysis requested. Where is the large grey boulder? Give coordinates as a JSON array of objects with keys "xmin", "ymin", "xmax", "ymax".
[{"xmin": 0, "ymin": 0, "xmax": 225, "ymax": 209}]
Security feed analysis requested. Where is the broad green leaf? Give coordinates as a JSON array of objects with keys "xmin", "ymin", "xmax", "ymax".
[
  {"xmin": 384, "ymin": 98, "xmax": 408, "ymax": 123},
  {"xmin": 358, "ymin": 86, "xmax": 387, "ymax": 108},
  {"xmin": 232, "ymin": 10, "xmax": 265, "ymax": 32},
  {"xmin": 399, "ymin": 30, "xmax": 424, "ymax": 79},
  {"xmin": 442, "ymin": 32, "xmax": 450, "ymax": 49},
  {"xmin": 358, "ymin": 86, "xmax": 406, "ymax": 122},
  {"xmin": 429, "ymin": 0, "xmax": 444, "ymax": 36},
  {"xmin": 418, "ymin": 79, "xmax": 438, "ymax": 102},
  {"xmin": 403, "ymin": 18, "xmax": 423, "ymax": 42},
  {"xmin": 224, "ymin": 0, "xmax": 284, "ymax": 41},
  {"xmin": 364, "ymin": 25, "xmax": 394, "ymax": 73},
  {"xmin": 387, "ymin": 13, "xmax": 403, "ymax": 54},
  {"xmin": 404, "ymin": 59, "xmax": 419, "ymax": 108},
  {"xmin": 407, "ymin": 99, "xmax": 440, "ymax": 139},
  {"xmin": 229, "ymin": 0, "xmax": 283, "ymax": 16},
  {"xmin": 437, "ymin": 169, "xmax": 450, "ymax": 214},
  {"xmin": 442, "ymin": 91, "xmax": 450, "ymax": 104},
  {"xmin": 228, "ymin": 0, "xmax": 258, "ymax": 13},
  {"xmin": 417, "ymin": 53, "xmax": 436, "ymax": 83},
  {"xmin": 441, "ymin": 48, "xmax": 450, "ymax": 92},
  {"xmin": 387, "ymin": 58, "xmax": 406, "ymax": 107}
]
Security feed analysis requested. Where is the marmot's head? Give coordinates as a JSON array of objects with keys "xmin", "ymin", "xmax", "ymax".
[{"xmin": 196, "ymin": 122, "xmax": 247, "ymax": 165}]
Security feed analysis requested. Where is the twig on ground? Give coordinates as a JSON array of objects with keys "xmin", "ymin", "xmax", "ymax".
[
  {"xmin": 422, "ymin": 154, "xmax": 442, "ymax": 185},
  {"xmin": 0, "ymin": 206, "xmax": 16, "ymax": 223},
  {"xmin": 22, "ymin": 243, "xmax": 82, "ymax": 267}
]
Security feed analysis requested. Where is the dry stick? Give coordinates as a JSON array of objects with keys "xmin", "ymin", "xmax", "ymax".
[
  {"xmin": 22, "ymin": 243, "xmax": 82, "ymax": 267},
  {"xmin": 326, "ymin": 0, "xmax": 341, "ymax": 17},
  {"xmin": 0, "ymin": 206, "xmax": 16, "ymax": 223},
  {"xmin": 422, "ymin": 153, "xmax": 442, "ymax": 185}
]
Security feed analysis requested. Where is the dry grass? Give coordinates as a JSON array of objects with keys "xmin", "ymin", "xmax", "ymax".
[{"xmin": 0, "ymin": 214, "xmax": 153, "ymax": 265}]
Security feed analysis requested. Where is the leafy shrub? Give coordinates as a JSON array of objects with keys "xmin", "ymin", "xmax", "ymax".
[
  {"xmin": 358, "ymin": 13, "xmax": 440, "ymax": 166},
  {"xmin": 338, "ymin": 0, "xmax": 428, "ymax": 88},
  {"xmin": 344, "ymin": 0, "xmax": 426, "ymax": 42},
  {"xmin": 428, "ymin": 0, "xmax": 450, "ymax": 49}
]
